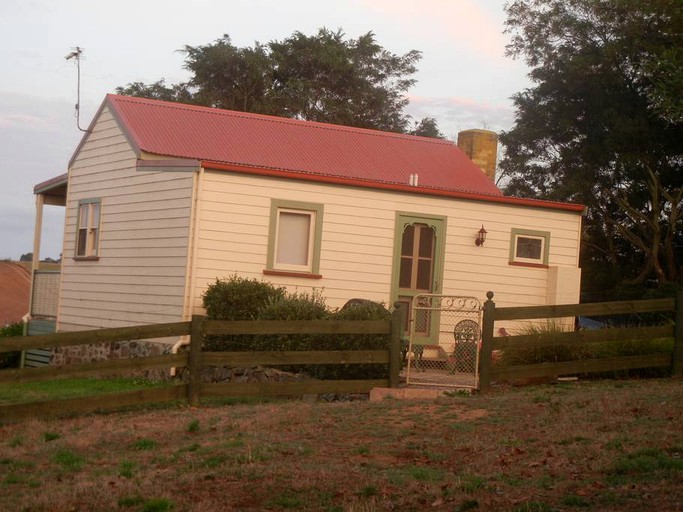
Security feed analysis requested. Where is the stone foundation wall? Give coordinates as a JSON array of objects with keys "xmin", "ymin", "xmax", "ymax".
[
  {"xmin": 191, "ymin": 365, "xmax": 312, "ymax": 384},
  {"xmin": 50, "ymin": 340, "xmax": 172, "ymax": 380}
]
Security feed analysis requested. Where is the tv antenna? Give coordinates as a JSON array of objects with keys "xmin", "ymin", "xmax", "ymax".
[{"xmin": 65, "ymin": 46, "xmax": 89, "ymax": 133}]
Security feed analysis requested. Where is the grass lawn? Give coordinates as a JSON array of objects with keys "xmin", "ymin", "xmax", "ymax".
[
  {"xmin": 0, "ymin": 378, "xmax": 682, "ymax": 511},
  {"xmin": 0, "ymin": 377, "xmax": 172, "ymax": 405}
]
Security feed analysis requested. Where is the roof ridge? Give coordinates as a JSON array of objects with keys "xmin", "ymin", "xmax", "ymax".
[{"xmin": 109, "ymin": 94, "xmax": 453, "ymax": 146}]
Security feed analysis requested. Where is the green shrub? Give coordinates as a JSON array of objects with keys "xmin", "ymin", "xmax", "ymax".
[
  {"xmin": 0, "ymin": 323, "xmax": 23, "ymax": 337},
  {"xmin": 254, "ymin": 290, "xmax": 330, "ymax": 352},
  {"xmin": 589, "ymin": 337, "xmax": 674, "ymax": 378},
  {"xmin": 202, "ymin": 276, "xmax": 392, "ymax": 381},
  {"xmin": 262, "ymin": 294, "xmax": 392, "ymax": 380},
  {"xmin": 321, "ymin": 300, "xmax": 391, "ymax": 380},
  {"xmin": 498, "ymin": 322, "xmax": 591, "ymax": 366},
  {"xmin": 254, "ymin": 291, "xmax": 330, "ymax": 377},
  {"xmin": 256, "ymin": 296, "xmax": 391, "ymax": 380},
  {"xmin": 202, "ymin": 276, "xmax": 285, "ymax": 351},
  {"xmin": 497, "ymin": 320, "xmax": 675, "ymax": 379},
  {"xmin": 203, "ymin": 275, "xmax": 285, "ymax": 320},
  {"xmin": 0, "ymin": 322, "xmax": 23, "ymax": 369},
  {"xmin": 594, "ymin": 337, "xmax": 674, "ymax": 358}
]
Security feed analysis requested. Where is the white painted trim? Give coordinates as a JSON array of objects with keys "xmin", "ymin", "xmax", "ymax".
[{"xmin": 184, "ymin": 166, "xmax": 205, "ymax": 320}]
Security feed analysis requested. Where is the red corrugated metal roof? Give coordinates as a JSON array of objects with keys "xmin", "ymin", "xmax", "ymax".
[
  {"xmin": 106, "ymin": 94, "xmax": 503, "ymax": 196},
  {"xmin": 0, "ymin": 262, "xmax": 30, "ymax": 326}
]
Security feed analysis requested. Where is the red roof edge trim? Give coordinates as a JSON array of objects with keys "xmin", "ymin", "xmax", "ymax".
[
  {"xmin": 201, "ymin": 161, "xmax": 586, "ymax": 214},
  {"xmin": 105, "ymin": 94, "xmax": 143, "ymax": 157},
  {"xmin": 137, "ymin": 158, "xmax": 200, "ymax": 169}
]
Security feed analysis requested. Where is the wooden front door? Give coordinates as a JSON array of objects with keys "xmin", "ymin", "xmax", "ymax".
[{"xmin": 392, "ymin": 214, "xmax": 446, "ymax": 343}]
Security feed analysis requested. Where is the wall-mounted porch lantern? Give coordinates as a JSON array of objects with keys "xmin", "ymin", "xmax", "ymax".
[{"xmin": 475, "ymin": 225, "xmax": 487, "ymax": 246}]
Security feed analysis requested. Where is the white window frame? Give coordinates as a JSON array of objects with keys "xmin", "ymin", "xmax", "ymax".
[
  {"xmin": 510, "ymin": 228, "xmax": 550, "ymax": 265},
  {"xmin": 75, "ymin": 198, "xmax": 101, "ymax": 259}
]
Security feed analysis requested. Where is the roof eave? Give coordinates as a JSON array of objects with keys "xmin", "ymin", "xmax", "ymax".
[
  {"xmin": 34, "ymin": 173, "xmax": 68, "ymax": 195},
  {"xmin": 200, "ymin": 160, "xmax": 586, "ymax": 214}
]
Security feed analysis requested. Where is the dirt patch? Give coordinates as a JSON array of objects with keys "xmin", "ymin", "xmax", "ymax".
[{"xmin": 1, "ymin": 379, "xmax": 682, "ymax": 511}]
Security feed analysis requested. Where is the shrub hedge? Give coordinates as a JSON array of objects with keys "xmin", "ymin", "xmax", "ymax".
[
  {"xmin": 0, "ymin": 322, "xmax": 23, "ymax": 369},
  {"xmin": 496, "ymin": 321, "xmax": 674, "ymax": 379},
  {"xmin": 201, "ymin": 276, "xmax": 391, "ymax": 380},
  {"xmin": 203, "ymin": 276, "xmax": 285, "ymax": 352}
]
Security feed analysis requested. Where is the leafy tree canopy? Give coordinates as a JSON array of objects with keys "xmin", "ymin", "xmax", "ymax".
[
  {"xmin": 116, "ymin": 28, "xmax": 442, "ymax": 136},
  {"xmin": 500, "ymin": 0, "xmax": 683, "ymax": 298}
]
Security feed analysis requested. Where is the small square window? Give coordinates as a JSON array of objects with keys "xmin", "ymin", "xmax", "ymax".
[
  {"xmin": 267, "ymin": 200, "xmax": 323, "ymax": 275},
  {"xmin": 516, "ymin": 236, "xmax": 543, "ymax": 260},
  {"xmin": 510, "ymin": 229, "xmax": 549, "ymax": 265},
  {"xmin": 75, "ymin": 199, "xmax": 101, "ymax": 258},
  {"xmin": 275, "ymin": 209, "xmax": 315, "ymax": 270}
]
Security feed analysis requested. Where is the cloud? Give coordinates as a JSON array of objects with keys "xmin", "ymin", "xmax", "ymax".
[
  {"xmin": 357, "ymin": 0, "xmax": 509, "ymax": 62},
  {"xmin": 0, "ymin": 93, "xmax": 81, "ymax": 259},
  {"xmin": 0, "ymin": 113, "xmax": 54, "ymax": 129},
  {"xmin": 406, "ymin": 94, "xmax": 515, "ymax": 138}
]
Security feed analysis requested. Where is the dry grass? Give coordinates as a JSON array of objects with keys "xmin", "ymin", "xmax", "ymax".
[{"xmin": 1, "ymin": 379, "xmax": 682, "ymax": 511}]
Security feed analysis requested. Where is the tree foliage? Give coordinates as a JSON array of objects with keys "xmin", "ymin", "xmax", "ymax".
[
  {"xmin": 116, "ymin": 28, "xmax": 441, "ymax": 136},
  {"xmin": 500, "ymin": 0, "xmax": 683, "ymax": 297},
  {"xmin": 408, "ymin": 117, "xmax": 444, "ymax": 138}
]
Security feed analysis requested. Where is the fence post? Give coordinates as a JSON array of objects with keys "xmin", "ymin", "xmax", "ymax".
[
  {"xmin": 187, "ymin": 315, "xmax": 205, "ymax": 406},
  {"xmin": 389, "ymin": 302, "xmax": 403, "ymax": 388},
  {"xmin": 479, "ymin": 291, "xmax": 495, "ymax": 392},
  {"xmin": 672, "ymin": 290, "xmax": 683, "ymax": 377}
]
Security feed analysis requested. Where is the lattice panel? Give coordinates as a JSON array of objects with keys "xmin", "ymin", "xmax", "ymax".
[{"xmin": 31, "ymin": 271, "xmax": 60, "ymax": 318}]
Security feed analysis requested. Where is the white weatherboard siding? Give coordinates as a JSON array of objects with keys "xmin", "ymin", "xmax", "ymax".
[
  {"xmin": 192, "ymin": 170, "xmax": 582, "ymax": 317},
  {"xmin": 58, "ymin": 107, "xmax": 194, "ymax": 331}
]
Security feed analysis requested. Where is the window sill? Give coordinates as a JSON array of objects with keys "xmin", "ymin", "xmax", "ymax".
[
  {"xmin": 509, "ymin": 261, "xmax": 548, "ymax": 269},
  {"xmin": 74, "ymin": 256, "xmax": 100, "ymax": 261},
  {"xmin": 263, "ymin": 269, "xmax": 322, "ymax": 279}
]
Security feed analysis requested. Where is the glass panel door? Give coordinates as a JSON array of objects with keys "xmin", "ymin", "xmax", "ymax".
[{"xmin": 393, "ymin": 215, "xmax": 445, "ymax": 343}]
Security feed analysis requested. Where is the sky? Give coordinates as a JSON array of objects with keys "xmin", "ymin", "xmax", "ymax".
[{"xmin": 0, "ymin": 0, "xmax": 531, "ymax": 260}]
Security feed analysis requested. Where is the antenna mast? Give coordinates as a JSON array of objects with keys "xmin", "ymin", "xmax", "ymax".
[{"xmin": 65, "ymin": 46, "xmax": 88, "ymax": 133}]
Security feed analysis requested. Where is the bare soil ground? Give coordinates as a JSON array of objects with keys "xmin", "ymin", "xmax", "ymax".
[{"xmin": 1, "ymin": 379, "xmax": 682, "ymax": 511}]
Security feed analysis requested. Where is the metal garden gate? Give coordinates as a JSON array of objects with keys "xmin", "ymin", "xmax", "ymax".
[{"xmin": 404, "ymin": 294, "xmax": 482, "ymax": 389}]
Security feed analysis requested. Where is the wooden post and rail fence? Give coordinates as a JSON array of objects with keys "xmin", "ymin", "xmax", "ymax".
[
  {"xmin": 0, "ymin": 309, "xmax": 403, "ymax": 421},
  {"xmin": 1, "ymin": 292, "xmax": 682, "ymax": 420},
  {"xmin": 478, "ymin": 290, "xmax": 683, "ymax": 391}
]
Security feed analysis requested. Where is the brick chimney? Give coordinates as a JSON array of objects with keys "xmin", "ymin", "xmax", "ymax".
[{"xmin": 457, "ymin": 129, "xmax": 498, "ymax": 181}]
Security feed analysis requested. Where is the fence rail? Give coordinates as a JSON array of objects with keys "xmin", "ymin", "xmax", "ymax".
[
  {"xmin": 493, "ymin": 298, "xmax": 676, "ymax": 320},
  {"xmin": 0, "ymin": 322, "xmax": 191, "ymax": 352},
  {"xmin": 4, "ymin": 292, "xmax": 682, "ymax": 419},
  {"xmin": 479, "ymin": 291, "xmax": 683, "ymax": 391},
  {"xmin": 0, "ymin": 310, "xmax": 403, "ymax": 421}
]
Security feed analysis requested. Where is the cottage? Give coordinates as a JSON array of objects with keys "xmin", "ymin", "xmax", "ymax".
[{"xmin": 28, "ymin": 94, "xmax": 584, "ymax": 360}]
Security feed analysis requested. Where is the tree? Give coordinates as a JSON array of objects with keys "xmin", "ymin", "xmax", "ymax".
[
  {"xmin": 116, "ymin": 28, "xmax": 440, "ymax": 136},
  {"xmin": 115, "ymin": 79, "xmax": 194, "ymax": 104},
  {"xmin": 182, "ymin": 36, "xmax": 274, "ymax": 113},
  {"xmin": 500, "ymin": 0, "xmax": 683, "ymax": 297},
  {"xmin": 408, "ymin": 117, "xmax": 444, "ymax": 138}
]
